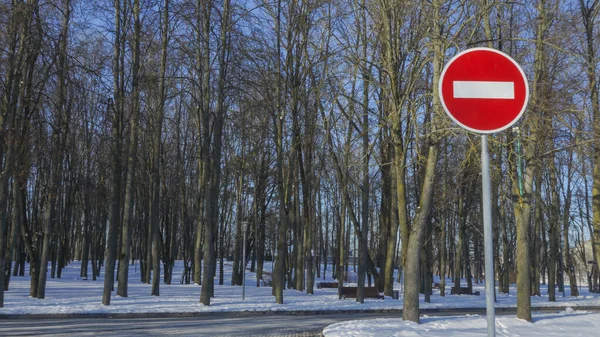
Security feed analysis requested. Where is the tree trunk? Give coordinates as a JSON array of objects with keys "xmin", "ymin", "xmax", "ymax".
[
  {"xmin": 117, "ymin": 0, "xmax": 141, "ymax": 298},
  {"xmin": 38, "ymin": 0, "xmax": 70, "ymax": 300},
  {"xmin": 531, "ymin": 173, "xmax": 542, "ymax": 296},
  {"xmin": 563, "ymin": 186, "xmax": 578, "ymax": 296},
  {"xmin": 200, "ymin": 0, "xmax": 228, "ymax": 305},
  {"xmin": 355, "ymin": 0, "xmax": 369, "ymax": 304},
  {"xmin": 272, "ymin": 0, "xmax": 288, "ymax": 305},
  {"xmin": 255, "ymin": 164, "xmax": 267, "ymax": 287},
  {"xmin": 403, "ymin": 0, "xmax": 443, "ymax": 322},
  {"xmin": 454, "ymin": 192, "xmax": 466, "ymax": 294},
  {"xmin": 403, "ymin": 144, "xmax": 440, "ymax": 322},
  {"xmin": 379, "ymin": 137, "xmax": 390, "ymax": 293},
  {"xmin": 150, "ymin": 0, "xmax": 169, "ymax": 298},
  {"xmin": 548, "ymin": 155, "xmax": 559, "ymax": 301},
  {"xmin": 232, "ymin": 174, "xmax": 244, "ymax": 286},
  {"xmin": 385, "ymin": 142, "xmax": 400, "ymax": 297},
  {"xmin": 579, "ymin": 0, "xmax": 600, "ymax": 284},
  {"xmin": 440, "ymin": 145, "xmax": 448, "ymax": 297},
  {"xmin": 512, "ymin": 0, "xmax": 550, "ymax": 321},
  {"xmin": 514, "ymin": 174, "xmax": 533, "ymax": 321},
  {"xmin": 102, "ymin": 0, "xmax": 124, "ymax": 305}
]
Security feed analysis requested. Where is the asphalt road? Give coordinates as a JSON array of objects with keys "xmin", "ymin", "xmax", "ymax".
[
  {"xmin": 0, "ymin": 312, "xmax": 400, "ymax": 337},
  {"xmin": 2, "ymin": 307, "xmax": 598, "ymax": 337}
]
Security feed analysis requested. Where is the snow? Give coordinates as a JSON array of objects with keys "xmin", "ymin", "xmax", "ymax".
[
  {"xmin": 2, "ymin": 260, "xmax": 600, "ymax": 335},
  {"xmin": 4, "ymin": 260, "xmax": 413, "ymax": 315},
  {"xmin": 323, "ymin": 309, "xmax": 600, "ymax": 336}
]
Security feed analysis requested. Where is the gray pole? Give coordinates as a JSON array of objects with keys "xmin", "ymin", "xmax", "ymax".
[
  {"xmin": 242, "ymin": 221, "xmax": 247, "ymax": 300},
  {"xmin": 481, "ymin": 135, "xmax": 496, "ymax": 337}
]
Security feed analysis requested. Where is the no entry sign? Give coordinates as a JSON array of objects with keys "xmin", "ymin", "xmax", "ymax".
[
  {"xmin": 439, "ymin": 47, "xmax": 529, "ymax": 134},
  {"xmin": 439, "ymin": 47, "xmax": 530, "ymax": 337}
]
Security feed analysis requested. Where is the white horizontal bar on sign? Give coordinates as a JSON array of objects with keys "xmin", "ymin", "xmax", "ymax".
[{"xmin": 453, "ymin": 81, "xmax": 515, "ymax": 99}]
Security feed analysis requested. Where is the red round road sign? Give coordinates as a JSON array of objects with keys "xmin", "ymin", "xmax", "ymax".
[{"xmin": 439, "ymin": 47, "xmax": 529, "ymax": 134}]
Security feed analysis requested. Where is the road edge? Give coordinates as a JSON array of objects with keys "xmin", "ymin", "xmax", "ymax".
[{"xmin": 1, "ymin": 305, "xmax": 598, "ymax": 320}]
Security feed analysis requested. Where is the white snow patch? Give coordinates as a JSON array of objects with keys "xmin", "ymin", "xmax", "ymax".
[{"xmin": 323, "ymin": 311, "xmax": 600, "ymax": 336}]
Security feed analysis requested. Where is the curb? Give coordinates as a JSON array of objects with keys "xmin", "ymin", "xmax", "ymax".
[
  {"xmin": 0, "ymin": 309, "xmax": 404, "ymax": 320},
  {"xmin": 1, "ymin": 306, "xmax": 599, "ymax": 320}
]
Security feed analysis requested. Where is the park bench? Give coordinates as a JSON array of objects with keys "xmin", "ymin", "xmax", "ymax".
[
  {"xmin": 261, "ymin": 271, "xmax": 273, "ymax": 287},
  {"xmin": 338, "ymin": 286, "xmax": 384, "ymax": 300},
  {"xmin": 317, "ymin": 282, "xmax": 339, "ymax": 289},
  {"xmin": 450, "ymin": 286, "xmax": 480, "ymax": 295},
  {"xmin": 261, "ymin": 277, "xmax": 272, "ymax": 287}
]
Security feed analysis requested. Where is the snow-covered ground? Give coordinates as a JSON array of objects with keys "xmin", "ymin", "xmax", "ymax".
[
  {"xmin": 323, "ymin": 309, "xmax": 600, "ymax": 336},
  {"xmin": 2, "ymin": 260, "xmax": 600, "ymax": 335}
]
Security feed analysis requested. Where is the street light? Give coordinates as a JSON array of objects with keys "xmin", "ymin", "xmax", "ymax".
[{"xmin": 242, "ymin": 221, "xmax": 249, "ymax": 300}]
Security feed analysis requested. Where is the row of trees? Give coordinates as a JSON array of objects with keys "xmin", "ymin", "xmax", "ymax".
[{"xmin": 1, "ymin": 0, "xmax": 599, "ymax": 324}]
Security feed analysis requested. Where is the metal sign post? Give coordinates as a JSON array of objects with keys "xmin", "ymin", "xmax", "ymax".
[
  {"xmin": 242, "ymin": 221, "xmax": 248, "ymax": 300},
  {"xmin": 481, "ymin": 135, "xmax": 495, "ymax": 337}
]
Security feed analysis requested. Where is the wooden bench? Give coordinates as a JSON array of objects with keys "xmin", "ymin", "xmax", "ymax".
[
  {"xmin": 339, "ymin": 286, "xmax": 384, "ymax": 300},
  {"xmin": 450, "ymin": 286, "xmax": 480, "ymax": 295},
  {"xmin": 261, "ymin": 271, "xmax": 273, "ymax": 287},
  {"xmin": 317, "ymin": 282, "xmax": 339, "ymax": 289},
  {"xmin": 261, "ymin": 277, "xmax": 272, "ymax": 287}
]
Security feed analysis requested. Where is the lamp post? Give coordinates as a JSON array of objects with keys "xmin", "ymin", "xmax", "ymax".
[{"xmin": 242, "ymin": 221, "xmax": 248, "ymax": 300}]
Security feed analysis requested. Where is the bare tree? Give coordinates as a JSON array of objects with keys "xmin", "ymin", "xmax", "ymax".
[
  {"xmin": 579, "ymin": 0, "xmax": 600, "ymax": 278},
  {"xmin": 117, "ymin": 0, "xmax": 142, "ymax": 298},
  {"xmin": 103, "ymin": 0, "xmax": 125, "ymax": 306}
]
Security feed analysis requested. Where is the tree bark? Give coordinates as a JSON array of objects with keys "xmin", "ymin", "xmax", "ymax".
[
  {"xmin": 150, "ymin": 0, "xmax": 169, "ymax": 297},
  {"xmin": 102, "ymin": 0, "xmax": 123, "ymax": 305},
  {"xmin": 38, "ymin": 0, "xmax": 70, "ymax": 300},
  {"xmin": 117, "ymin": 0, "xmax": 141, "ymax": 298},
  {"xmin": 403, "ymin": 0, "xmax": 443, "ymax": 319},
  {"xmin": 548, "ymin": 154, "xmax": 559, "ymax": 301},
  {"xmin": 357, "ymin": 0, "xmax": 369, "ymax": 302},
  {"xmin": 511, "ymin": 0, "xmax": 550, "ymax": 321},
  {"xmin": 579, "ymin": 0, "xmax": 600, "ymax": 284},
  {"xmin": 200, "ymin": 0, "xmax": 229, "ymax": 305}
]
